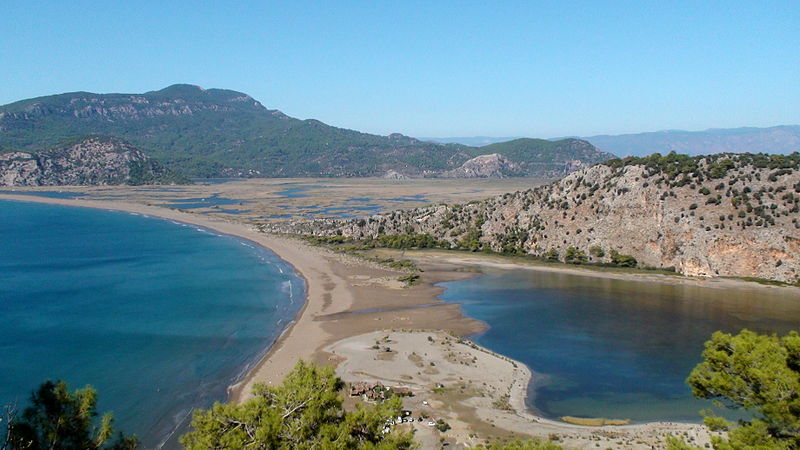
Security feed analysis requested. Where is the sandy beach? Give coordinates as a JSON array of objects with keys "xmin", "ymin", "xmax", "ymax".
[
  {"xmin": 328, "ymin": 330, "xmax": 713, "ymax": 449},
  {"xmin": 0, "ymin": 193, "xmax": 483, "ymax": 399},
  {"xmin": 2, "ymin": 192, "xmax": 774, "ymax": 448}
]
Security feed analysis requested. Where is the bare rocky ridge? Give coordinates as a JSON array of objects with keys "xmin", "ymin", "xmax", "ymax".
[
  {"xmin": 0, "ymin": 136, "xmax": 187, "ymax": 186},
  {"xmin": 440, "ymin": 153, "xmax": 522, "ymax": 178},
  {"xmin": 270, "ymin": 153, "xmax": 800, "ymax": 283}
]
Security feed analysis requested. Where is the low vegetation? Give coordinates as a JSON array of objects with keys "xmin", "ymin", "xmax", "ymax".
[
  {"xmin": 397, "ymin": 274, "xmax": 420, "ymax": 286},
  {"xmin": 5, "ymin": 328, "xmax": 799, "ymax": 449},
  {"xmin": 2, "ymin": 380, "xmax": 138, "ymax": 449},
  {"xmin": 181, "ymin": 361, "xmax": 415, "ymax": 449},
  {"xmin": 668, "ymin": 329, "xmax": 800, "ymax": 449},
  {"xmin": 476, "ymin": 439, "xmax": 564, "ymax": 450}
]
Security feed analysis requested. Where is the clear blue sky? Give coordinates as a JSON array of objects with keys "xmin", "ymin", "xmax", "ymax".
[{"xmin": 1, "ymin": 1, "xmax": 798, "ymax": 137}]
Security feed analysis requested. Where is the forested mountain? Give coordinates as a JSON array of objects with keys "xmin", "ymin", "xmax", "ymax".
[
  {"xmin": 274, "ymin": 152, "xmax": 800, "ymax": 284},
  {"xmin": 0, "ymin": 85, "xmax": 613, "ymax": 178}
]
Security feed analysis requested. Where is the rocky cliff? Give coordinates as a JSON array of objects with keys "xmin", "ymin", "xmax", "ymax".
[
  {"xmin": 272, "ymin": 152, "xmax": 800, "ymax": 283},
  {"xmin": 477, "ymin": 138, "xmax": 615, "ymax": 178},
  {"xmin": 0, "ymin": 136, "xmax": 188, "ymax": 186},
  {"xmin": 440, "ymin": 153, "xmax": 522, "ymax": 178}
]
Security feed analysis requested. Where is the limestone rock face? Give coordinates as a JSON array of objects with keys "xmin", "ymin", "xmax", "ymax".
[
  {"xmin": 0, "ymin": 136, "xmax": 187, "ymax": 186},
  {"xmin": 383, "ymin": 170, "xmax": 409, "ymax": 179},
  {"xmin": 440, "ymin": 153, "xmax": 522, "ymax": 178},
  {"xmin": 0, "ymin": 152, "xmax": 42, "ymax": 186},
  {"xmin": 272, "ymin": 154, "xmax": 800, "ymax": 283}
]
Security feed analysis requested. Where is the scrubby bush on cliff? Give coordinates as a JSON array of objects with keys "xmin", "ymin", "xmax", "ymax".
[
  {"xmin": 376, "ymin": 233, "xmax": 441, "ymax": 249},
  {"xmin": 589, "ymin": 246, "xmax": 605, "ymax": 258},
  {"xmin": 609, "ymin": 250, "xmax": 637, "ymax": 268},
  {"xmin": 564, "ymin": 247, "xmax": 587, "ymax": 264},
  {"xmin": 458, "ymin": 228, "xmax": 483, "ymax": 252}
]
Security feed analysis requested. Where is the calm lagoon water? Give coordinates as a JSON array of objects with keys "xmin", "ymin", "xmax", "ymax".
[
  {"xmin": 159, "ymin": 194, "xmax": 245, "ymax": 210},
  {"xmin": 0, "ymin": 200, "xmax": 303, "ymax": 448},
  {"xmin": 438, "ymin": 268, "xmax": 800, "ymax": 422}
]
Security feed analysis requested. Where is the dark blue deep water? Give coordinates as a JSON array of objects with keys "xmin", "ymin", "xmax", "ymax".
[
  {"xmin": 438, "ymin": 269, "xmax": 800, "ymax": 422},
  {"xmin": 0, "ymin": 200, "xmax": 304, "ymax": 448}
]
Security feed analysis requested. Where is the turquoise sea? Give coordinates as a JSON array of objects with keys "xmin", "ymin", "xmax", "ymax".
[
  {"xmin": 4, "ymin": 199, "xmax": 799, "ymax": 444},
  {"xmin": 439, "ymin": 268, "xmax": 800, "ymax": 422},
  {"xmin": 0, "ymin": 200, "xmax": 304, "ymax": 448}
]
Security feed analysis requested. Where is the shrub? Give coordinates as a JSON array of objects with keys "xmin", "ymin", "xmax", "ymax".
[
  {"xmin": 610, "ymin": 250, "xmax": 638, "ymax": 268},
  {"xmin": 589, "ymin": 246, "xmax": 605, "ymax": 258},
  {"xmin": 564, "ymin": 247, "xmax": 588, "ymax": 264}
]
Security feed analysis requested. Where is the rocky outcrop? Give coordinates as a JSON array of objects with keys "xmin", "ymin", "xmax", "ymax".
[
  {"xmin": 440, "ymin": 153, "xmax": 522, "ymax": 178},
  {"xmin": 0, "ymin": 136, "xmax": 188, "ymax": 186},
  {"xmin": 383, "ymin": 170, "xmax": 410, "ymax": 179},
  {"xmin": 271, "ymin": 153, "xmax": 800, "ymax": 284},
  {"xmin": 477, "ymin": 138, "xmax": 616, "ymax": 178}
]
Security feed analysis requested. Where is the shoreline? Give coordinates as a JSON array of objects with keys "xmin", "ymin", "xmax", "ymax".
[
  {"xmin": 4, "ymin": 193, "xmax": 783, "ymax": 447},
  {"xmin": 387, "ymin": 248, "xmax": 800, "ymax": 293},
  {"xmin": 327, "ymin": 329, "xmax": 712, "ymax": 449},
  {"xmin": 0, "ymin": 194, "xmax": 333, "ymax": 401},
  {"xmin": 0, "ymin": 194, "xmax": 483, "ymax": 400}
]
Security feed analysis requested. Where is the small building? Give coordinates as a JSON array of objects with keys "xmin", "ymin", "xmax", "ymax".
[
  {"xmin": 391, "ymin": 386, "xmax": 414, "ymax": 397},
  {"xmin": 350, "ymin": 381, "xmax": 394, "ymax": 402},
  {"xmin": 349, "ymin": 381, "xmax": 383, "ymax": 397}
]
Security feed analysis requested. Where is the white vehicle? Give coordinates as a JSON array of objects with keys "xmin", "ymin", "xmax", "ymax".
[
  {"xmin": 422, "ymin": 400, "xmax": 429, "ymax": 406},
  {"xmin": 427, "ymin": 421, "xmax": 436, "ymax": 427}
]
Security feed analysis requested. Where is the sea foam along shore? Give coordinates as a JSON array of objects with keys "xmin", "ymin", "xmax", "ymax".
[{"xmin": 0, "ymin": 194, "xmax": 338, "ymax": 400}]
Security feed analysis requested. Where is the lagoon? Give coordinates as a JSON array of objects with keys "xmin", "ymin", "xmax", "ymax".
[{"xmin": 439, "ymin": 268, "xmax": 800, "ymax": 422}]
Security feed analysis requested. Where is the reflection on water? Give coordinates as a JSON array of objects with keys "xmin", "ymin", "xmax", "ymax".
[{"xmin": 438, "ymin": 269, "xmax": 800, "ymax": 422}]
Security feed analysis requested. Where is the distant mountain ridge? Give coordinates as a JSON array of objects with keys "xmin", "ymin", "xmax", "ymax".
[
  {"xmin": 581, "ymin": 126, "xmax": 800, "ymax": 157},
  {"xmin": 431, "ymin": 126, "xmax": 800, "ymax": 157},
  {"xmin": 422, "ymin": 136, "xmax": 522, "ymax": 147},
  {"xmin": 0, "ymin": 85, "xmax": 613, "ymax": 178}
]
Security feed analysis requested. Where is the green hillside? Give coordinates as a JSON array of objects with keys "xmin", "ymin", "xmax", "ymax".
[{"xmin": 0, "ymin": 85, "xmax": 613, "ymax": 177}]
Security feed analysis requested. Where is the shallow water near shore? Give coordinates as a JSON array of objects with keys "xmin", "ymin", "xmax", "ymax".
[
  {"xmin": 0, "ymin": 200, "xmax": 304, "ymax": 448},
  {"xmin": 438, "ymin": 268, "xmax": 800, "ymax": 422}
]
